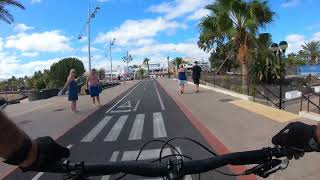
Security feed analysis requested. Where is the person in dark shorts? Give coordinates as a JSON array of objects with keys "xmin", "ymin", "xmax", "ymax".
[
  {"xmin": 86, "ymin": 69, "xmax": 101, "ymax": 105},
  {"xmin": 62, "ymin": 69, "xmax": 78, "ymax": 112},
  {"xmin": 192, "ymin": 61, "xmax": 202, "ymax": 93}
]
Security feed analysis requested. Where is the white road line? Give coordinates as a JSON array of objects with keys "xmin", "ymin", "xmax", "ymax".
[
  {"xmin": 153, "ymin": 112, "xmax": 167, "ymax": 138},
  {"xmin": 121, "ymin": 148, "xmax": 171, "ymax": 161},
  {"xmin": 101, "ymin": 151, "xmax": 120, "ymax": 180},
  {"xmin": 104, "ymin": 115, "xmax": 128, "ymax": 141},
  {"xmin": 129, "ymin": 114, "xmax": 144, "ymax": 140},
  {"xmin": 133, "ymin": 99, "xmax": 141, "ymax": 112},
  {"xmin": 110, "ymin": 109, "xmax": 131, "ymax": 113},
  {"xmin": 153, "ymin": 80, "xmax": 165, "ymax": 110},
  {"xmin": 32, "ymin": 172, "xmax": 44, "ymax": 180},
  {"xmin": 106, "ymin": 81, "xmax": 142, "ymax": 113},
  {"xmin": 81, "ymin": 116, "xmax": 112, "ymax": 142},
  {"xmin": 118, "ymin": 100, "xmax": 132, "ymax": 108},
  {"xmin": 33, "ymin": 144, "xmax": 73, "ymax": 180}
]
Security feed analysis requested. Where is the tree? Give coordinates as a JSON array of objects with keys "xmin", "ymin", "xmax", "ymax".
[
  {"xmin": 209, "ymin": 41, "xmax": 239, "ymax": 73},
  {"xmin": 143, "ymin": 58, "xmax": 150, "ymax": 75},
  {"xmin": 98, "ymin": 68, "xmax": 106, "ymax": 80},
  {"xmin": 172, "ymin": 57, "xmax": 184, "ymax": 68},
  {"xmin": 199, "ymin": 0, "xmax": 275, "ymax": 94},
  {"xmin": 137, "ymin": 68, "xmax": 145, "ymax": 79},
  {"xmin": 49, "ymin": 57, "xmax": 85, "ymax": 87},
  {"xmin": 301, "ymin": 41, "xmax": 320, "ymax": 64},
  {"xmin": 286, "ymin": 53, "xmax": 306, "ymax": 66},
  {"xmin": 250, "ymin": 33, "xmax": 278, "ymax": 83},
  {"xmin": 0, "ymin": 0, "xmax": 25, "ymax": 24}
]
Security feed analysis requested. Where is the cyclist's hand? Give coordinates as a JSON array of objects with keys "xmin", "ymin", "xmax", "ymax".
[
  {"xmin": 272, "ymin": 122, "xmax": 320, "ymax": 157},
  {"xmin": 21, "ymin": 136, "xmax": 70, "ymax": 172}
]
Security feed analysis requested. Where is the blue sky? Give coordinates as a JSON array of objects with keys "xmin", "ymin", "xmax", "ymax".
[{"xmin": 0, "ymin": 0, "xmax": 320, "ymax": 79}]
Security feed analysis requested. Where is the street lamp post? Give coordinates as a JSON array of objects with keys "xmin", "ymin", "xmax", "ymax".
[
  {"xmin": 167, "ymin": 56, "xmax": 170, "ymax": 78},
  {"xmin": 270, "ymin": 41, "xmax": 288, "ymax": 109},
  {"xmin": 108, "ymin": 38, "xmax": 116, "ymax": 82},
  {"xmin": 78, "ymin": 4, "xmax": 100, "ymax": 71}
]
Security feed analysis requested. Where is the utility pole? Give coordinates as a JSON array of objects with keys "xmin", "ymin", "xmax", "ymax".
[
  {"xmin": 109, "ymin": 38, "xmax": 116, "ymax": 82},
  {"xmin": 87, "ymin": 4, "xmax": 91, "ymax": 71},
  {"xmin": 167, "ymin": 56, "xmax": 170, "ymax": 78}
]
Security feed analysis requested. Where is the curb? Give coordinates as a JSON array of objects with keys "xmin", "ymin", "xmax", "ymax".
[
  {"xmin": 172, "ymin": 78, "xmax": 253, "ymax": 101},
  {"xmin": 0, "ymin": 82, "xmax": 138, "ymax": 179},
  {"xmin": 156, "ymin": 80, "xmax": 256, "ymax": 180},
  {"xmin": 299, "ymin": 111, "xmax": 320, "ymax": 121}
]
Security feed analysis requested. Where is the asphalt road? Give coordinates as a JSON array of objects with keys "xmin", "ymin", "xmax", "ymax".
[{"xmin": 5, "ymin": 79, "xmax": 236, "ymax": 180}]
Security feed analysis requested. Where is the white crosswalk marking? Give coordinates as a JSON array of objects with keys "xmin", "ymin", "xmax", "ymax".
[
  {"xmin": 133, "ymin": 99, "xmax": 141, "ymax": 112},
  {"xmin": 81, "ymin": 116, "xmax": 112, "ymax": 142},
  {"xmin": 110, "ymin": 109, "xmax": 131, "ymax": 113},
  {"xmin": 121, "ymin": 148, "xmax": 172, "ymax": 161},
  {"xmin": 104, "ymin": 115, "xmax": 128, "ymax": 141},
  {"xmin": 101, "ymin": 151, "xmax": 120, "ymax": 180},
  {"xmin": 153, "ymin": 112, "xmax": 167, "ymax": 138},
  {"xmin": 129, "ymin": 114, "xmax": 145, "ymax": 140}
]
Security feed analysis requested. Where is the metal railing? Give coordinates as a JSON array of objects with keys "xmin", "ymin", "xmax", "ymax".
[
  {"xmin": 300, "ymin": 93, "xmax": 320, "ymax": 113},
  {"xmin": 253, "ymin": 87, "xmax": 284, "ymax": 109}
]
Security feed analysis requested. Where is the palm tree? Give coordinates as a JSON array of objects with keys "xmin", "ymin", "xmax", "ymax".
[
  {"xmin": 199, "ymin": 0, "xmax": 274, "ymax": 94},
  {"xmin": 0, "ymin": 0, "xmax": 25, "ymax": 24},
  {"xmin": 143, "ymin": 58, "xmax": 150, "ymax": 76},
  {"xmin": 301, "ymin": 41, "xmax": 320, "ymax": 64},
  {"xmin": 172, "ymin": 57, "xmax": 183, "ymax": 68}
]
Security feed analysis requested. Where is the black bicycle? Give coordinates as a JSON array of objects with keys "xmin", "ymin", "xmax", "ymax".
[{"xmin": 25, "ymin": 137, "xmax": 306, "ymax": 180}]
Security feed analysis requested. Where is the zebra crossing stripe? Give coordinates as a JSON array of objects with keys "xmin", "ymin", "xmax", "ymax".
[
  {"xmin": 101, "ymin": 151, "xmax": 120, "ymax": 180},
  {"xmin": 104, "ymin": 115, "xmax": 128, "ymax": 141},
  {"xmin": 129, "ymin": 114, "xmax": 145, "ymax": 140},
  {"xmin": 153, "ymin": 112, "xmax": 167, "ymax": 138},
  {"xmin": 81, "ymin": 116, "xmax": 112, "ymax": 142}
]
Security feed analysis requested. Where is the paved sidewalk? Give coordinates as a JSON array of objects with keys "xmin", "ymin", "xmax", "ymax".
[
  {"xmin": 157, "ymin": 78, "xmax": 320, "ymax": 180},
  {"xmin": 0, "ymin": 81, "xmax": 138, "ymax": 179}
]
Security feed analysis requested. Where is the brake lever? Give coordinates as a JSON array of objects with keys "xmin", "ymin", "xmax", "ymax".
[{"xmin": 243, "ymin": 159, "xmax": 289, "ymax": 178}]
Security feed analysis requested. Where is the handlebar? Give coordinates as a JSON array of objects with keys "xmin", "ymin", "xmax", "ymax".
[{"xmin": 30, "ymin": 146, "xmax": 299, "ymax": 179}]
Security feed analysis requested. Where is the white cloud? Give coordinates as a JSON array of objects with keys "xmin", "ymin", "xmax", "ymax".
[
  {"xmin": 130, "ymin": 42, "xmax": 210, "ymax": 60},
  {"xmin": 21, "ymin": 52, "xmax": 39, "ymax": 57},
  {"xmin": 80, "ymin": 46, "xmax": 99, "ymax": 53},
  {"xmin": 186, "ymin": 8, "xmax": 210, "ymax": 21},
  {"xmin": 0, "ymin": 53, "xmax": 60, "ymax": 79},
  {"xmin": 95, "ymin": 17, "xmax": 182, "ymax": 46},
  {"xmin": 312, "ymin": 32, "xmax": 320, "ymax": 41},
  {"xmin": 285, "ymin": 32, "xmax": 320, "ymax": 53},
  {"xmin": 31, "ymin": 0, "xmax": 41, "ymax": 4},
  {"xmin": 5, "ymin": 30, "xmax": 73, "ymax": 52},
  {"xmin": 97, "ymin": 0, "xmax": 109, "ymax": 2},
  {"xmin": 281, "ymin": 0, "xmax": 299, "ymax": 8},
  {"xmin": 285, "ymin": 34, "xmax": 305, "ymax": 53},
  {"xmin": 148, "ymin": 0, "xmax": 213, "ymax": 20},
  {"xmin": 13, "ymin": 24, "xmax": 34, "ymax": 33},
  {"xmin": 0, "ymin": 37, "xmax": 3, "ymax": 51}
]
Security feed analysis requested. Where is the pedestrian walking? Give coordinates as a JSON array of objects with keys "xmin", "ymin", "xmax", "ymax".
[
  {"xmin": 86, "ymin": 69, "xmax": 101, "ymax": 105},
  {"xmin": 177, "ymin": 64, "xmax": 187, "ymax": 94},
  {"xmin": 62, "ymin": 69, "xmax": 78, "ymax": 113},
  {"xmin": 192, "ymin": 61, "xmax": 202, "ymax": 93}
]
